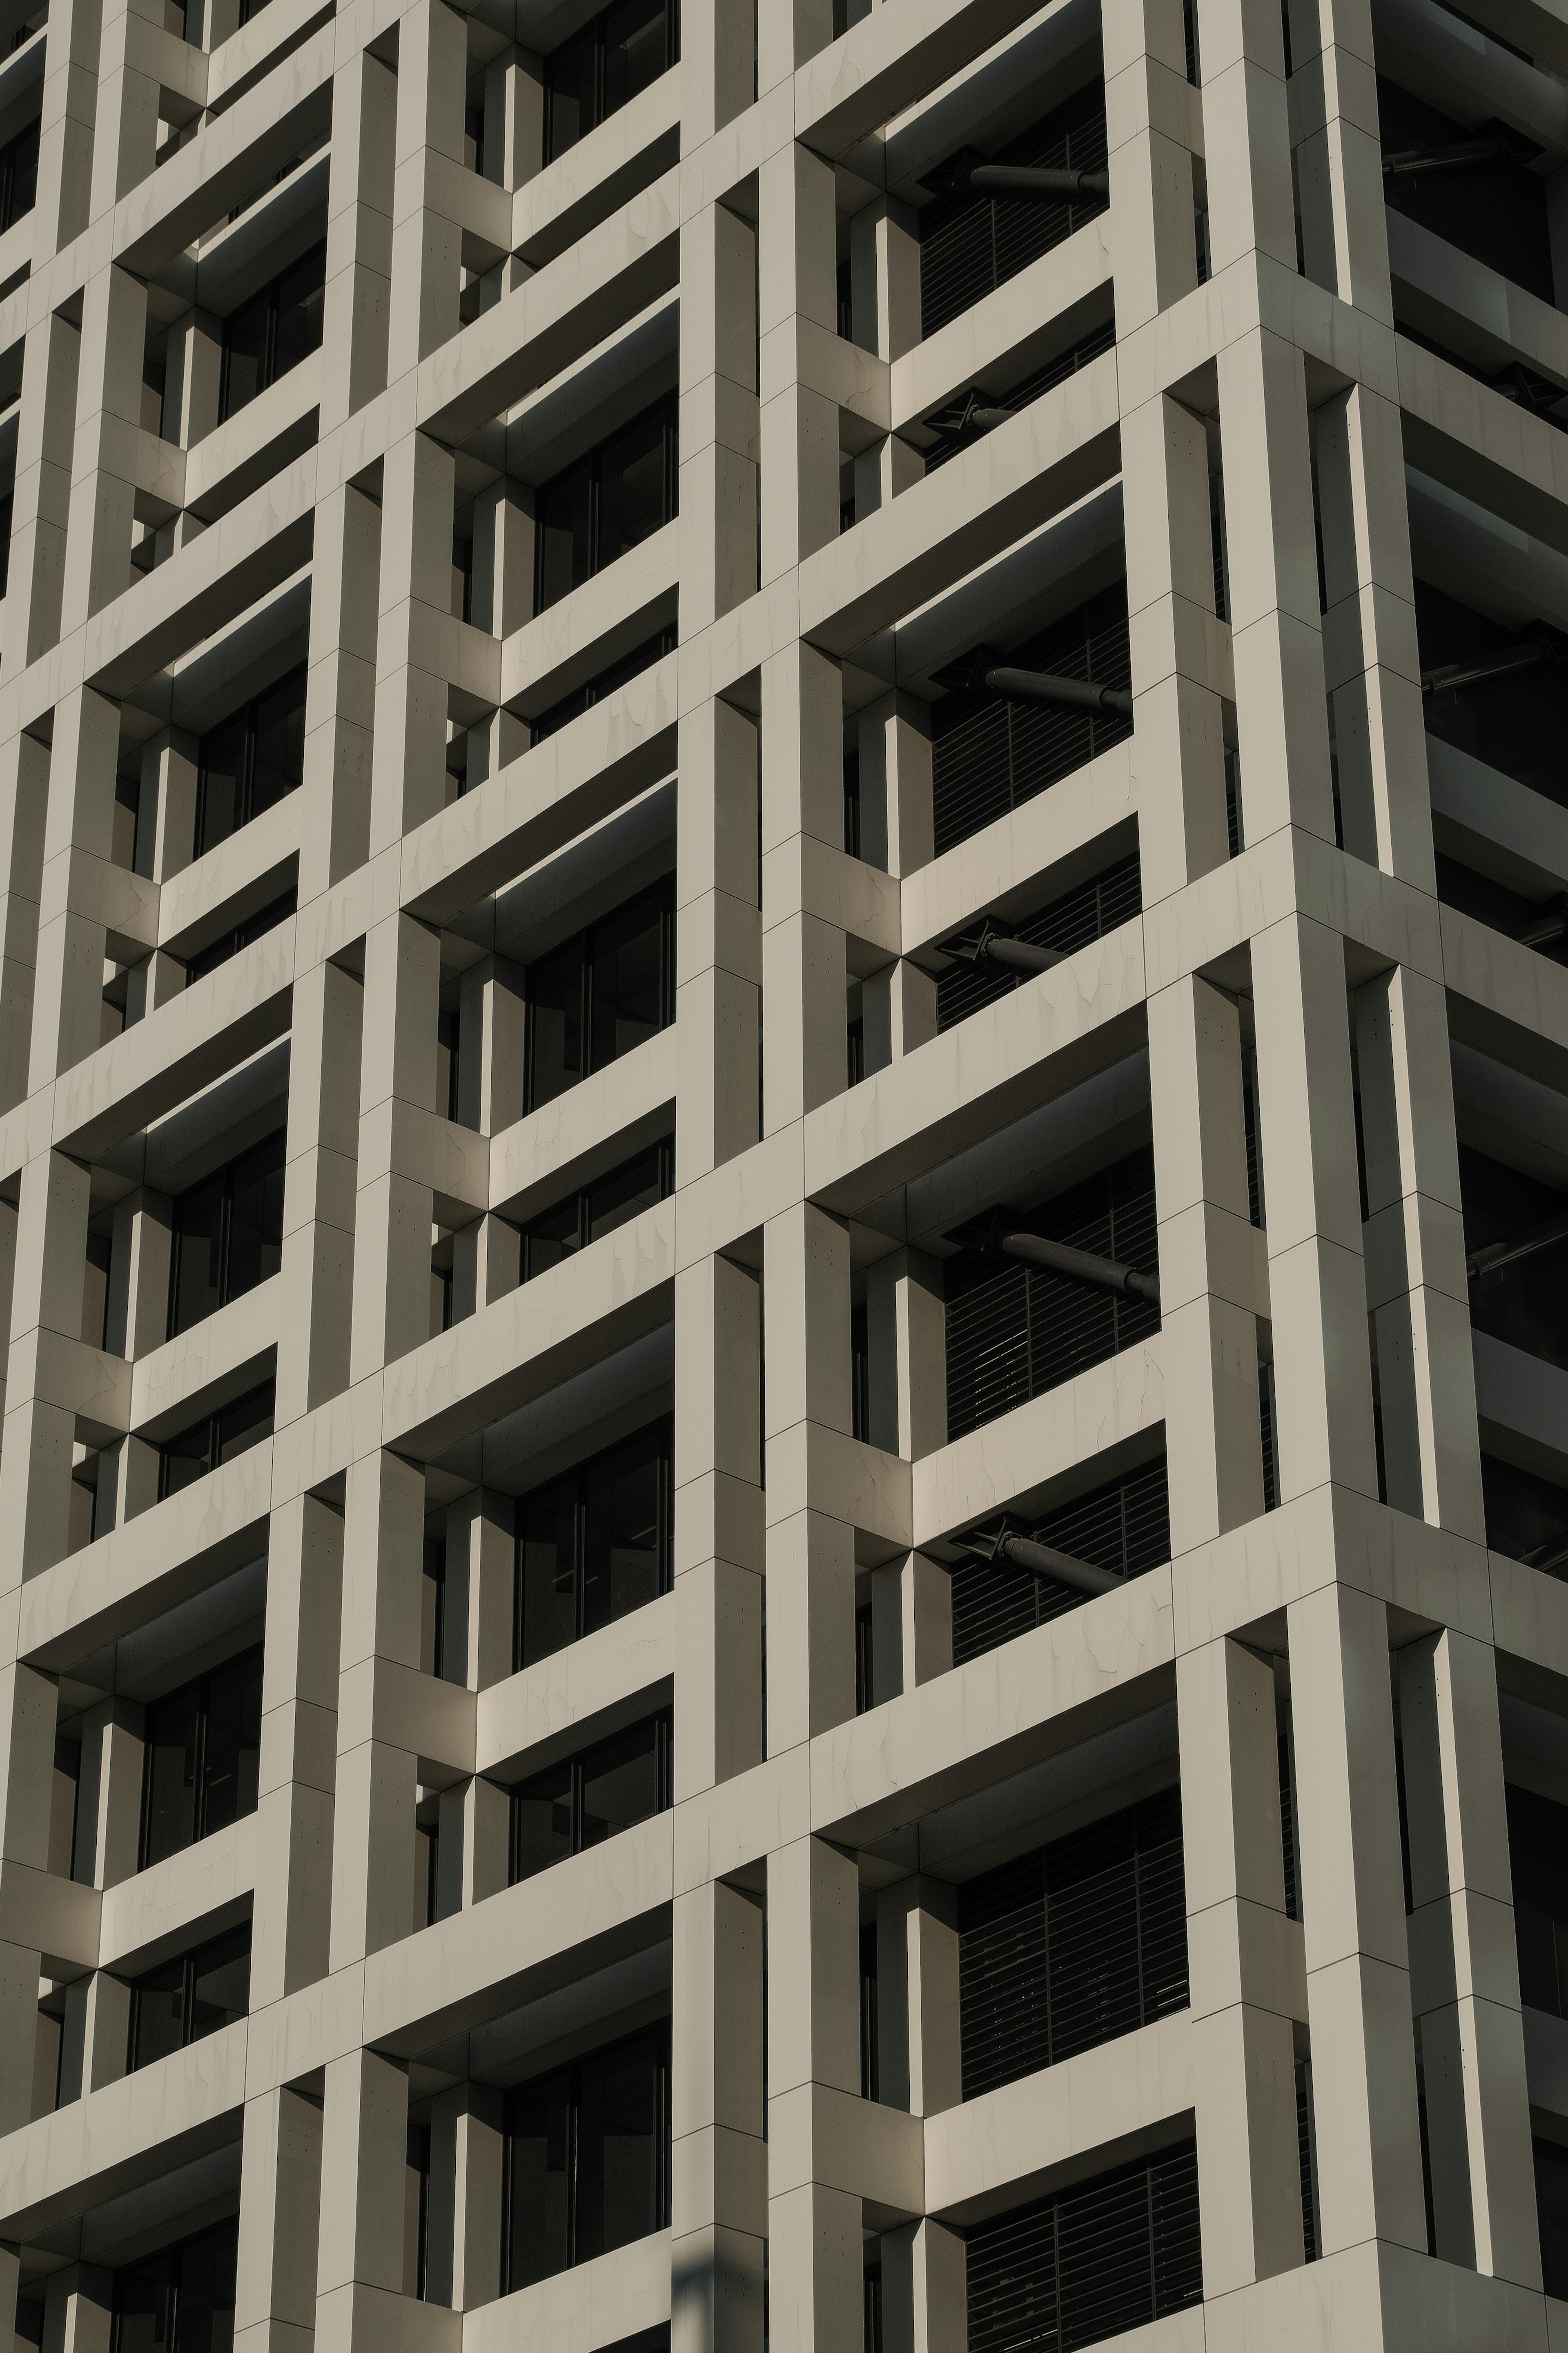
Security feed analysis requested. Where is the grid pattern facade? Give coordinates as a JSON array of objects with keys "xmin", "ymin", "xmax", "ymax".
[{"xmin": 0, "ymin": 0, "xmax": 1566, "ymax": 2348}]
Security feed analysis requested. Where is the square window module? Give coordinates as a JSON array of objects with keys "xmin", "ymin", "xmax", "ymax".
[{"xmin": 514, "ymin": 1422, "xmax": 672, "ymax": 1669}]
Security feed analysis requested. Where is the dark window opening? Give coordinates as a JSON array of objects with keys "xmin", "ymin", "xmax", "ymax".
[
  {"xmin": 1434, "ymin": 851, "xmax": 1568, "ymax": 968},
  {"xmin": 534, "ymin": 394, "xmax": 679, "ymax": 613},
  {"xmin": 922, "ymin": 321, "xmax": 1115, "ymax": 474},
  {"xmin": 1508, "ymin": 1782, "xmax": 1568, "ymax": 2019},
  {"xmin": 514, "ymin": 1419, "xmax": 673, "ymax": 1669},
  {"xmin": 543, "ymin": 0, "xmax": 679, "ymax": 162},
  {"xmin": 185, "ymin": 890, "xmax": 297, "ymax": 986},
  {"xmin": 850, "ymin": 1300, "xmax": 869, "ymax": 1441},
  {"xmin": 521, "ymin": 1137, "xmax": 674, "ymax": 1280},
  {"xmin": 859, "ymin": 1920, "xmax": 878, "ymax": 2098},
  {"xmin": 1278, "ymin": 1729, "xmax": 1300, "ymax": 1919},
  {"xmin": 218, "ymin": 241, "xmax": 325, "ymax": 422},
  {"xmin": 949, "ymin": 1457, "xmax": 1170, "ymax": 1666},
  {"xmin": 139, "ymin": 1646, "xmax": 263, "ymax": 1869},
  {"xmin": 1297, "ymin": 2063, "xmax": 1319, "ymax": 2259},
  {"xmin": 168, "ymin": 1129, "xmax": 286, "ymax": 1338},
  {"xmin": 936, "ymin": 852, "xmax": 1142, "ymax": 1031},
  {"xmin": 0, "ymin": 490, "xmax": 13, "ymax": 600},
  {"xmin": 1378, "ymin": 75, "xmax": 1551, "ymax": 301},
  {"xmin": 843, "ymin": 749, "xmax": 861, "ymax": 856},
  {"xmin": 1536, "ymin": 2136, "xmax": 1568, "ymax": 2298},
  {"xmin": 854, "ymin": 1597, "xmax": 874, "ymax": 1715},
  {"xmin": 127, "ymin": 1921, "xmax": 251, "ymax": 2071},
  {"xmin": 1483, "ymin": 1453, "xmax": 1568, "ymax": 1577},
  {"xmin": 958, "ymin": 1787, "xmax": 1187, "ymax": 2098},
  {"xmin": 1459, "ymin": 1142, "xmax": 1568, "ymax": 1370},
  {"xmin": 194, "ymin": 665, "xmax": 307, "ymax": 856},
  {"xmin": 501, "ymin": 2021, "xmax": 671, "ymax": 2291},
  {"xmin": 110, "ymin": 2218, "xmax": 238, "ymax": 2353},
  {"xmin": 408, "ymin": 2126, "xmax": 431, "ymax": 2297},
  {"xmin": 1416, "ymin": 577, "xmax": 1568, "ymax": 809},
  {"xmin": 932, "ymin": 586, "xmax": 1132, "ymax": 859},
  {"xmin": 508, "ymin": 1710, "xmax": 672, "ymax": 1882},
  {"xmin": 965, "ymin": 2143, "xmax": 1202, "ymax": 2353},
  {"xmin": 920, "ymin": 81, "xmax": 1109, "ymax": 339},
  {"xmin": 0, "ymin": 117, "xmax": 38, "ymax": 232},
  {"xmin": 158, "ymin": 1380, "xmax": 276, "ymax": 1502},
  {"xmin": 943, "ymin": 1145, "xmax": 1160, "ymax": 1441},
  {"xmin": 530, "ymin": 627, "xmax": 677, "ymax": 743},
  {"xmin": 422, "ymin": 1538, "xmax": 447, "ymax": 1678},
  {"xmin": 524, "ymin": 878, "xmax": 675, "ymax": 1113}
]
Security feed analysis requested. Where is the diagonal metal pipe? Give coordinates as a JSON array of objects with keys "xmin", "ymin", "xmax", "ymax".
[
  {"xmin": 1466, "ymin": 1207, "xmax": 1568, "ymax": 1282},
  {"xmin": 963, "ymin": 1520, "xmax": 1124, "ymax": 1596},
  {"xmin": 944, "ymin": 919, "xmax": 1064, "ymax": 977},
  {"xmin": 996, "ymin": 1226, "xmax": 1161, "ymax": 1303}
]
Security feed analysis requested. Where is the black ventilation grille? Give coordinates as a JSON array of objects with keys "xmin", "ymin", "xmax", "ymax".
[
  {"xmin": 937, "ymin": 852, "xmax": 1141, "ymax": 1032},
  {"xmin": 1278, "ymin": 1731, "xmax": 1299, "ymax": 1920},
  {"xmin": 966, "ymin": 2141, "xmax": 1203, "ymax": 2353},
  {"xmin": 951, "ymin": 1458, "xmax": 1170, "ymax": 1667},
  {"xmin": 943, "ymin": 1146, "xmax": 1158, "ymax": 1442},
  {"xmin": 921, "ymin": 83, "xmax": 1109, "ymax": 339},
  {"xmin": 923, "ymin": 320, "xmax": 1115, "ymax": 475},
  {"xmin": 932, "ymin": 586, "xmax": 1132, "ymax": 859},
  {"xmin": 958, "ymin": 1786, "xmax": 1188, "ymax": 2099},
  {"xmin": 1297, "ymin": 2069, "xmax": 1318, "ymax": 2260}
]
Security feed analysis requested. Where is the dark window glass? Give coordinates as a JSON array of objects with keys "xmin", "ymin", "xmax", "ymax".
[
  {"xmin": 0, "ymin": 490, "xmax": 12, "ymax": 602},
  {"xmin": 1379, "ymin": 74, "xmax": 1551, "ymax": 301},
  {"xmin": 529, "ymin": 628, "xmax": 676, "ymax": 744},
  {"xmin": 1508, "ymin": 1783, "xmax": 1568, "ymax": 2018},
  {"xmin": 514, "ymin": 1422, "xmax": 673, "ymax": 1668},
  {"xmin": 521, "ymin": 1141, "xmax": 674, "ymax": 1280},
  {"xmin": 1417, "ymin": 577, "xmax": 1568, "ymax": 810},
  {"xmin": 502, "ymin": 2023, "xmax": 670, "ymax": 2291},
  {"xmin": 509, "ymin": 1713, "xmax": 671, "ymax": 1883},
  {"xmin": 533, "ymin": 396, "xmax": 678, "ymax": 613},
  {"xmin": 111, "ymin": 2221, "xmax": 238, "ymax": 2353},
  {"xmin": 128, "ymin": 1923, "xmax": 252, "ymax": 2070},
  {"xmin": 186, "ymin": 891, "xmax": 297, "ymax": 987},
  {"xmin": 195, "ymin": 669, "xmax": 307, "ymax": 855},
  {"xmin": 965, "ymin": 2144, "xmax": 1201, "ymax": 2353},
  {"xmin": 219, "ymin": 242, "xmax": 326, "ymax": 422},
  {"xmin": 169, "ymin": 1134, "xmax": 287, "ymax": 1338},
  {"xmin": 158, "ymin": 1382, "xmax": 276, "ymax": 1502},
  {"xmin": 525, "ymin": 881, "xmax": 675, "ymax": 1112},
  {"xmin": 1537, "ymin": 2137, "xmax": 1568, "ymax": 2299},
  {"xmin": 0, "ymin": 115, "xmax": 38, "ymax": 231},
  {"xmin": 1483, "ymin": 1454, "xmax": 1568, "ymax": 1579},
  {"xmin": 140, "ymin": 1648, "xmax": 263, "ymax": 1868},
  {"xmin": 543, "ymin": 0, "xmax": 677, "ymax": 161},
  {"xmin": 1459, "ymin": 1143, "xmax": 1568, "ymax": 1372}
]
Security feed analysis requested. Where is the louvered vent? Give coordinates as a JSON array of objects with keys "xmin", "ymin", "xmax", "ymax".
[
  {"xmin": 950, "ymin": 1458, "xmax": 1170, "ymax": 1666},
  {"xmin": 923, "ymin": 320, "xmax": 1115, "ymax": 475},
  {"xmin": 932, "ymin": 586, "xmax": 1132, "ymax": 858},
  {"xmin": 944, "ymin": 1147, "xmax": 1158, "ymax": 1443},
  {"xmin": 966, "ymin": 2142, "xmax": 1203, "ymax": 2353},
  {"xmin": 958, "ymin": 1786, "xmax": 1188, "ymax": 2099},
  {"xmin": 921, "ymin": 83, "xmax": 1109, "ymax": 338},
  {"xmin": 937, "ymin": 853, "xmax": 1140, "ymax": 1032}
]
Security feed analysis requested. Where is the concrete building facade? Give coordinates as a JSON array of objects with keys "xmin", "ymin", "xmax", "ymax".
[{"xmin": 1, "ymin": 0, "xmax": 1568, "ymax": 2342}]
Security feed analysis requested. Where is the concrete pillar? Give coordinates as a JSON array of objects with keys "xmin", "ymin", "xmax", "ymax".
[
  {"xmin": 677, "ymin": 691, "xmax": 761, "ymax": 1180},
  {"xmin": 442, "ymin": 1490, "xmax": 514, "ymax": 1691},
  {"xmin": 0, "ymin": 732, "xmax": 49, "ymax": 1113},
  {"xmin": 763, "ymin": 1202, "xmax": 855, "ymax": 1752},
  {"xmin": 330, "ymin": 1452, "xmax": 424, "ymax": 1968},
  {"xmin": 252, "ymin": 1494, "xmax": 343, "ymax": 2008},
  {"xmin": 874, "ymin": 1877, "xmax": 960, "ymax": 2117},
  {"xmin": 426, "ymin": 2082, "xmax": 503, "ymax": 2308},
  {"xmin": 350, "ymin": 913, "xmax": 441, "ymax": 1383},
  {"xmin": 758, "ymin": 141, "xmax": 839, "ymax": 588},
  {"xmin": 236, "ymin": 2084, "xmax": 324, "ymax": 2353},
  {"xmin": 680, "ymin": 201, "xmax": 758, "ymax": 629},
  {"xmin": 1105, "ymin": 0, "xmax": 1201, "ymax": 331},
  {"xmin": 674, "ymin": 1253, "xmax": 764, "ymax": 1797},
  {"xmin": 277, "ymin": 961, "xmax": 363, "ymax": 1428},
  {"xmin": 767, "ymin": 1836, "xmax": 862, "ymax": 2353},
  {"xmin": 314, "ymin": 2049, "xmax": 410, "ymax": 2353},
  {"xmin": 762, "ymin": 642, "xmax": 846, "ymax": 1135},
  {"xmin": 672, "ymin": 1880, "xmax": 766, "ymax": 2353}
]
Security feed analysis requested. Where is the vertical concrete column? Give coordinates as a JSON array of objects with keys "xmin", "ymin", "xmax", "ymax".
[
  {"xmin": 1105, "ymin": 0, "xmax": 1200, "ymax": 329},
  {"xmin": 678, "ymin": 696, "xmax": 761, "ymax": 1178},
  {"xmin": 848, "ymin": 198, "xmax": 920, "ymax": 368},
  {"xmin": 369, "ymin": 432, "xmax": 458, "ymax": 852},
  {"xmin": 1315, "ymin": 385, "xmax": 1431, "ymax": 883},
  {"xmin": 1251, "ymin": 912, "xmax": 1378, "ymax": 1504},
  {"xmin": 1285, "ymin": 0, "xmax": 1389, "ymax": 314},
  {"xmin": 59, "ymin": 267, "xmax": 147, "ymax": 637},
  {"xmin": 1215, "ymin": 330, "xmax": 1336, "ymax": 846},
  {"xmin": 0, "ymin": 732, "xmax": 49, "ymax": 1113},
  {"xmin": 755, "ymin": 0, "xmax": 830, "ymax": 94},
  {"xmin": 874, "ymin": 1877, "xmax": 960, "ymax": 2116},
  {"xmin": 236, "ymin": 2083, "xmax": 324, "ymax": 2353},
  {"xmin": 330, "ymin": 1451, "xmax": 424, "ymax": 1968},
  {"xmin": 674, "ymin": 1253, "xmax": 764, "ymax": 1797},
  {"xmin": 761, "ymin": 642, "xmax": 846, "ymax": 1135},
  {"xmin": 41, "ymin": 2268, "xmax": 111, "ymax": 2353},
  {"xmin": 442, "ymin": 1489, "xmax": 513, "ymax": 1690},
  {"xmin": 314, "ymin": 2049, "xmax": 410, "ymax": 2353},
  {"xmin": 1197, "ymin": 0, "xmax": 1296, "ymax": 276},
  {"xmin": 387, "ymin": 0, "xmax": 467, "ymax": 386},
  {"xmin": 763, "ymin": 1202, "xmax": 855, "ymax": 1752},
  {"xmin": 350, "ymin": 912, "xmax": 441, "ymax": 1381},
  {"xmin": 0, "ymin": 1659, "xmax": 57, "ymax": 2131},
  {"xmin": 301, "ymin": 485, "xmax": 382, "ymax": 897},
  {"xmin": 1150, "ymin": 974, "xmax": 1265, "ymax": 1549},
  {"xmin": 33, "ymin": 0, "xmax": 100, "ymax": 253},
  {"xmin": 1123, "ymin": 393, "xmax": 1229, "ymax": 904},
  {"xmin": 682, "ymin": 0, "xmax": 756, "ymax": 138},
  {"xmin": 321, "ymin": 47, "xmax": 397, "ymax": 432},
  {"xmin": 855, "ymin": 693, "xmax": 931, "ymax": 878},
  {"xmin": 252, "ymin": 1494, "xmax": 343, "ymax": 2008},
  {"xmin": 671, "ymin": 1879, "xmax": 766, "ymax": 2353},
  {"xmin": 428, "ymin": 2083, "xmax": 504, "ymax": 2306},
  {"xmin": 2, "ymin": 313, "xmax": 79, "ymax": 674},
  {"xmin": 278, "ymin": 962, "xmax": 363, "ymax": 1428},
  {"xmin": 1180, "ymin": 1637, "xmax": 1304, "ymax": 2288},
  {"xmin": 767, "ymin": 1835, "xmax": 862, "ymax": 2353},
  {"xmin": 757, "ymin": 141, "xmax": 840, "ymax": 588},
  {"xmin": 1354, "ymin": 962, "xmax": 1482, "ymax": 1537},
  {"xmin": 1288, "ymin": 1581, "xmax": 1427, "ymax": 2260},
  {"xmin": 87, "ymin": 0, "xmax": 161, "ymax": 222},
  {"xmin": 680, "ymin": 201, "xmax": 758, "ymax": 629},
  {"xmin": 29, "ymin": 687, "xmax": 120, "ymax": 1090},
  {"xmin": 0, "ymin": 1149, "xmax": 93, "ymax": 1590},
  {"xmin": 880, "ymin": 2220, "xmax": 965, "ymax": 2353},
  {"xmin": 1399, "ymin": 1630, "xmax": 1540, "ymax": 2286}
]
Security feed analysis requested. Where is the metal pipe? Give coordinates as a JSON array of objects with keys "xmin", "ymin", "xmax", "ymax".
[
  {"xmin": 1421, "ymin": 641, "xmax": 1546, "ymax": 696},
  {"xmin": 1516, "ymin": 901, "xmax": 1568, "ymax": 951},
  {"xmin": 982, "ymin": 665, "xmax": 1134, "ymax": 719},
  {"xmin": 966, "ymin": 163, "xmax": 1110, "ymax": 200},
  {"xmin": 966, "ymin": 1525, "xmax": 1124, "ymax": 1596},
  {"xmin": 979, "ymin": 933, "xmax": 1064, "ymax": 975},
  {"xmin": 1381, "ymin": 138, "xmax": 1505, "ymax": 179},
  {"xmin": 997, "ymin": 1227, "xmax": 1161, "ymax": 1304},
  {"xmin": 1466, "ymin": 1207, "xmax": 1568, "ymax": 1282},
  {"xmin": 1526, "ymin": 1534, "xmax": 1568, "ymax": 1579}
]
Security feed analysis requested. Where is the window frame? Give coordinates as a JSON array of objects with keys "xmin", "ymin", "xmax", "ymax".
[
  {"xmin": 194, "ymin": 664, "xmax": 308, "ymax": 857},
  {"xmin": 506, "ymin": 1707, "xmax": 673, "ymax": 1884},
  {"xmin": 217, "ymin": 240, "xmax": 327, "ymax": 423},
  {"xmin": 532, "ymin": 392, "xmax": 679, "ymax": 614},
  {"xmin": 512, "ymin": 1417, "xmax": 675, "ymax": 1671},
  {"xmin": 0, "ymin": 114, "xmax": 39, "ymax": 233},
  {"xmin": 109, "ymin": 2216, "xmax": 239, "ymax": 2353},
  {"xmin": 542, "ymin": 0, "xmax": 679, "ymax": 162},
  {"xmin": 500, "ymin": 2018, "xmax": 672, "ymax": 2292},
  {"xmin": 519, "ymin": 1136, "xmax": 675, "ymax": 1280},
  {"xmin": 167, "ymin": 1131, "xmax": 287, "ymax": 1341},
  {"xmin": 156, "ymin": 1379, "xmax": 276, "ymax": 1502},
  {"xmin": 522, "ymin": 877, "xmax": 676, "ymax": 1115},
  {"xmin": 138, "ymin": 1644, "xmax": 264, "ymax": 1870},
  {"xmin": 126, "ymin": 1919, "xmax": 252, "ymax": 2072}
]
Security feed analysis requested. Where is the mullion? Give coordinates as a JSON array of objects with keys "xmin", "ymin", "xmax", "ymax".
[
  {"xmin": 573, "ymin": 1470, "xmax": 587, "ymax": 1641},
  {"xmin": 191, "ymin": 1674, "xmax": 211, "ymax": 1843}
]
